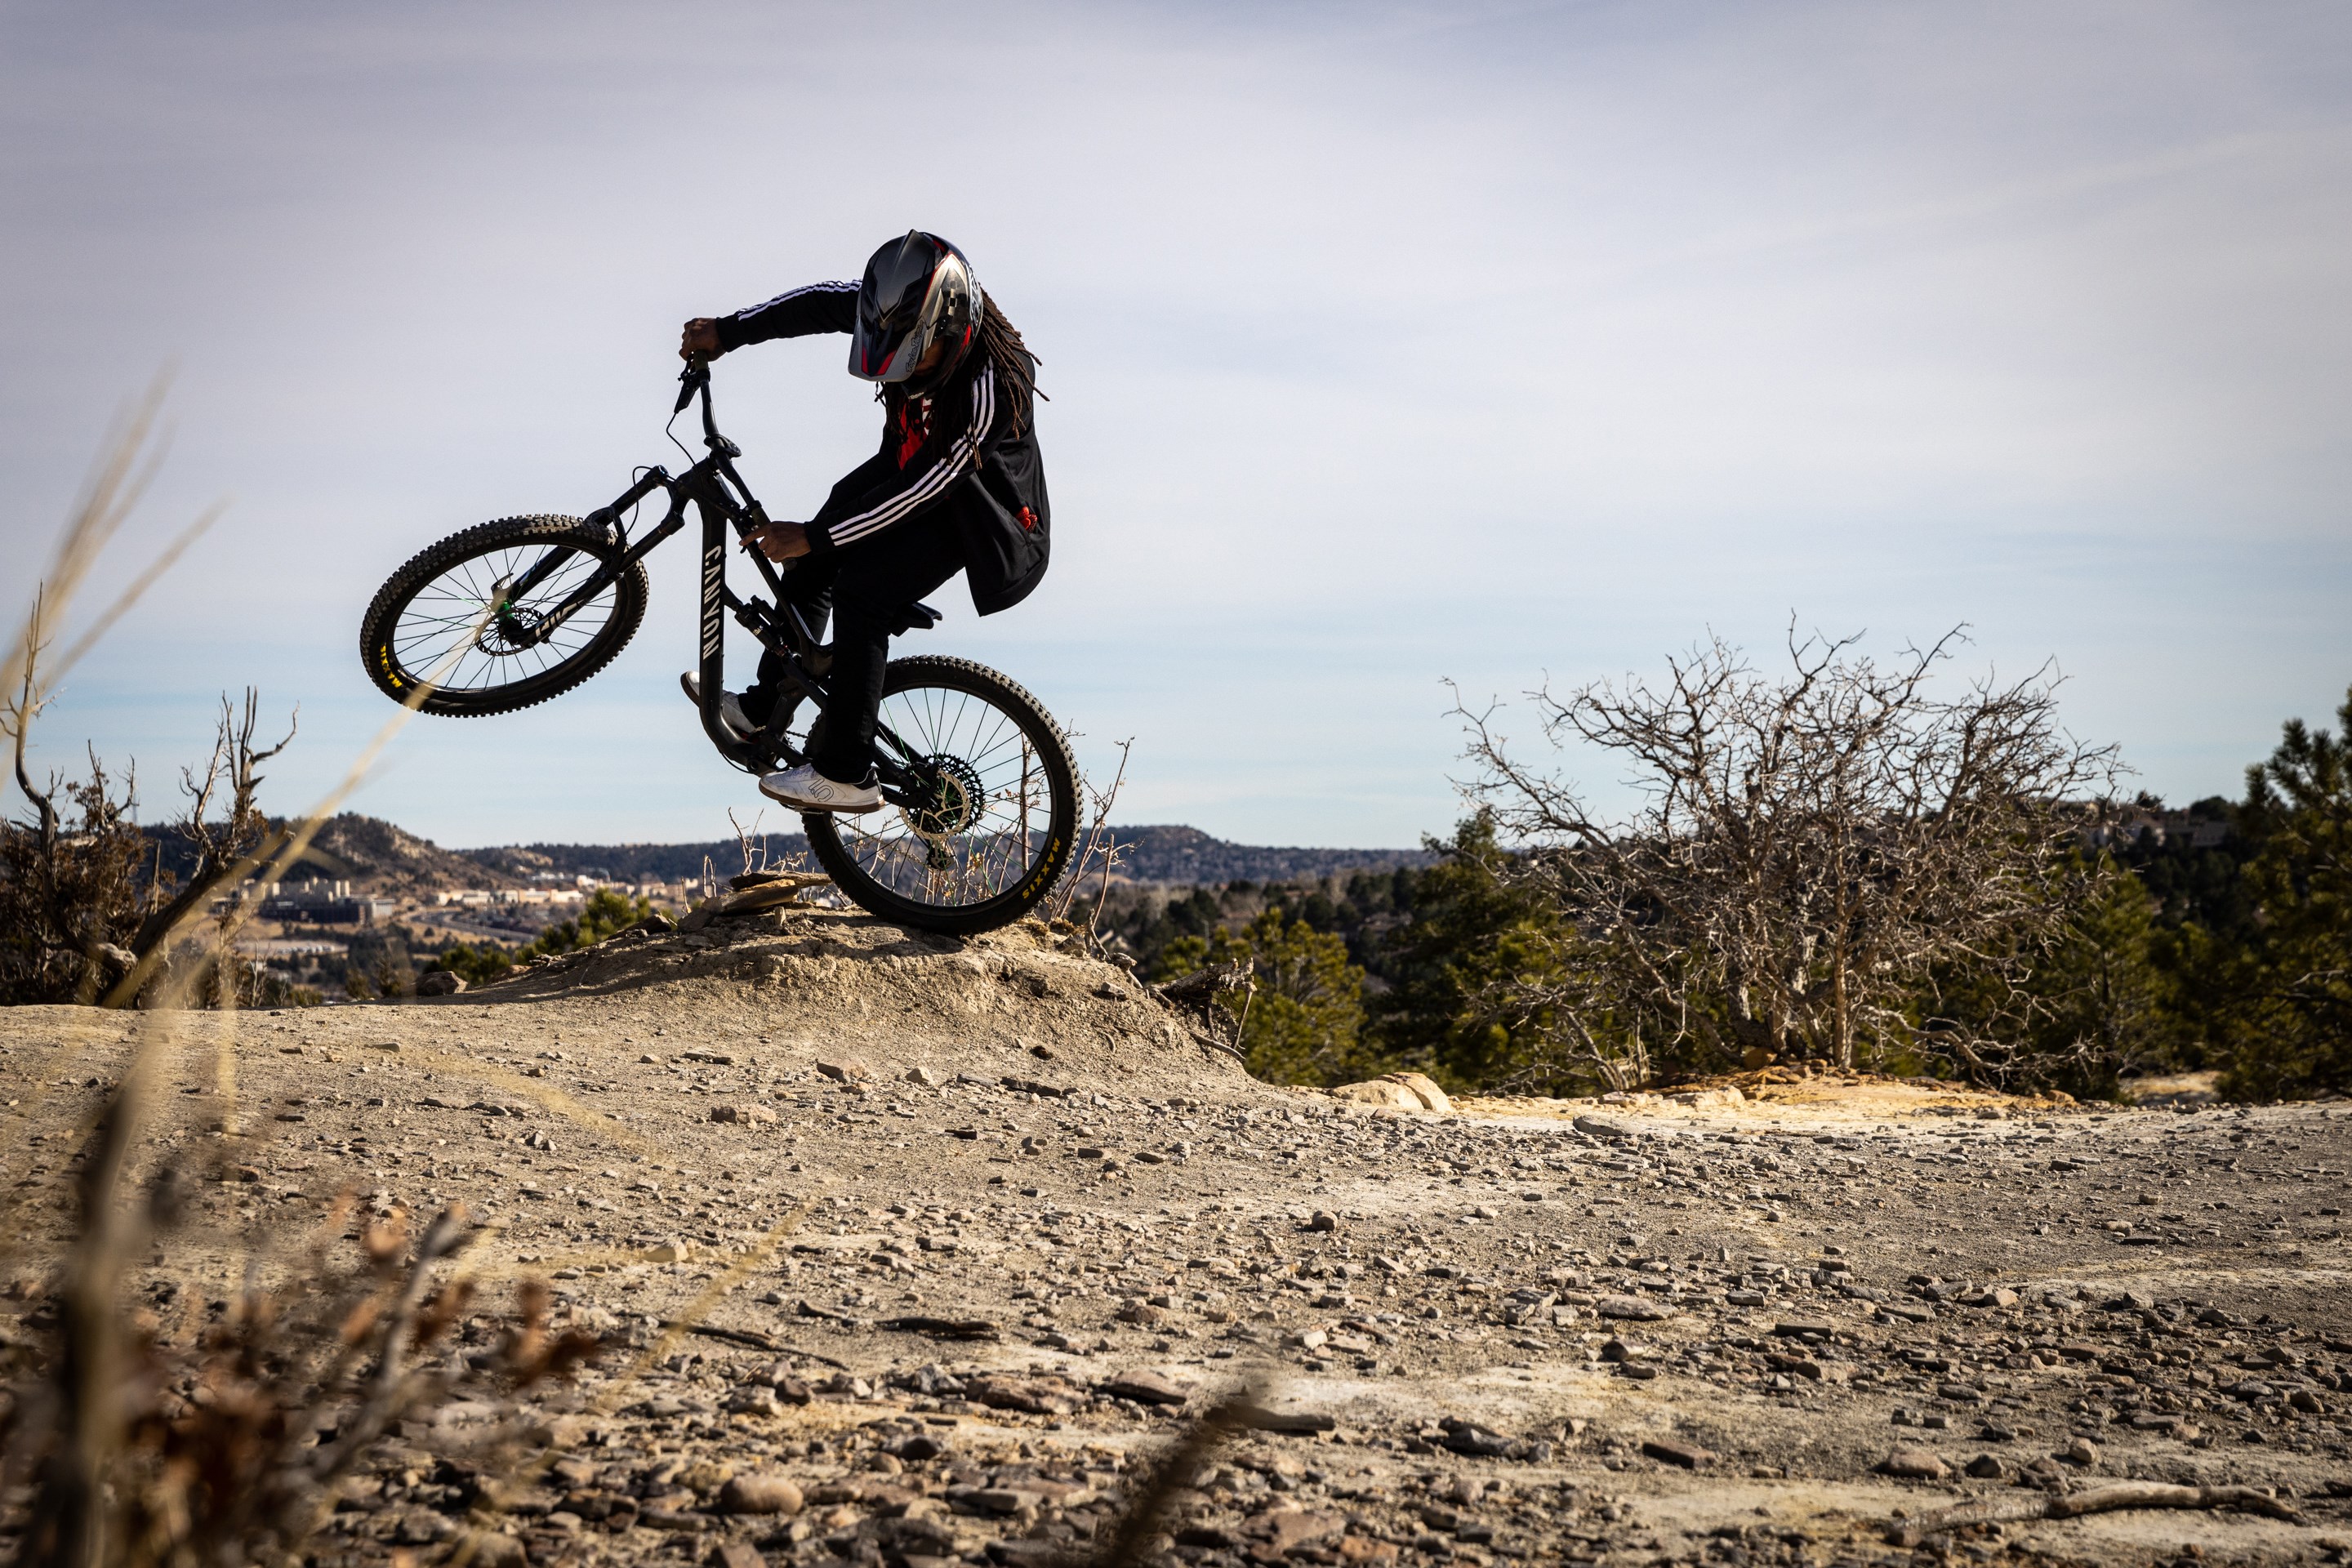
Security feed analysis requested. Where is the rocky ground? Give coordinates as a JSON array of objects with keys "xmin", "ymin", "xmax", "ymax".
[{"xmin": 2, "ymin": 906, "xmax": 2348, "ymax": 1568}]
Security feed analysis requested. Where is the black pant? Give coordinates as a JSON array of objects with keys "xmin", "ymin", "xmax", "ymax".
[{"xmin": 748, "ymin": 506, "xmax": 966, "ymax": 782}]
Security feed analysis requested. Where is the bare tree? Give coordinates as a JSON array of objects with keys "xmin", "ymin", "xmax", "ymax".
[
  {"xmin": 1456, "ymin": 627, "xmax": 2120, "ymax": 1083},
  {"xmin": 130, "ymin": 688, "xmax": 296, "ymax": 975},
  {"xmin": 1, "ymin": 594, "xmax": 154, "ymax": 1003},
  {"xmin": 3, "ymin": 614, "xmax": 295, "ymax": 1004}
]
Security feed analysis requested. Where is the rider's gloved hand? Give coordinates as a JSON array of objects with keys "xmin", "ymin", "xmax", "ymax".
[
  {"xmin": 744, "ymin": 520, "xmax": 811, "ymax": 562},
  {"xmin": 679, "ymin": 318, "xmax": 725, "ymax": 360}
]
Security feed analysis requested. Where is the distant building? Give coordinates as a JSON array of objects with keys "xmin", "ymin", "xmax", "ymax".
[
  {"xmin": 2074, "ymin": 806, "xmax": 2230, "ymax": 853},
  {"xmin": 258, "ymin": 879, "xmax": 394, "ymax": 925}
]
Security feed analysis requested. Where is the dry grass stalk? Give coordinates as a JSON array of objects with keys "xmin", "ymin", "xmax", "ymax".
[
  {"xmin": 2, "ymin": 1072, "xmax": 601, "ymax": 1568},
  {"xmin": 0, "ymin": 374, "xmax": 180, "ymax": 711},
  {"xmin": 1089, "ymin": 1380, "xmax": 1283, "ymax": 1568},
  {"xmin": 1049, "ymin": 737, "xmax": 1135, "ymax": 947}
]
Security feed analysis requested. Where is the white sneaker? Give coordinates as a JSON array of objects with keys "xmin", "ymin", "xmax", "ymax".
[
  {"xmin": 679, "ymin": 671, "xmax": 755, "ymax": 741},
  {"xmin": 760, "ymin": 763, "xmax": 884, "ymax": 813}
]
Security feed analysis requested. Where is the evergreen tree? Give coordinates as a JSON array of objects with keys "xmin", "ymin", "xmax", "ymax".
[
  {"xmin": 1152, "ymin": 909, "xmax": 1370, "ymax": 1086},
  {"xmin": 2196, "ymin": 684, "xmax": 2352, "ymax": 1098},
  {"xmin": 1363, "ymin": 813, "xmax": 1588, "ymax": 1094}
]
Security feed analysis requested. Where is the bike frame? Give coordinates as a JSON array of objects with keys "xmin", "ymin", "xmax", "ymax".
[{"xmin": 492, "ymin": 356, "xmax": 936, "ymax": 801}]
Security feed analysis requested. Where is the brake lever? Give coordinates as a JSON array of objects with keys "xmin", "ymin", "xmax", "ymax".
[{"xmin": 673, "ymin": 353, "xmax": 708, "ymax": 415}]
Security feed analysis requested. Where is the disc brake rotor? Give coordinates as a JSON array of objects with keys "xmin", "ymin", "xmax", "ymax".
[
  {"xmin": 900, "ymin": 754, "xmax": 986, "ymax": 842},
  {"xmin": 472, "ymin": 575, "xmax": 542, "ymax": 656}
]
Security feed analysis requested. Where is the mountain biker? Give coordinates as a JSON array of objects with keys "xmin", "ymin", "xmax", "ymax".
[{"xmin": 677, "ymin": 230, "xmax": 1049, "ymax": 814}]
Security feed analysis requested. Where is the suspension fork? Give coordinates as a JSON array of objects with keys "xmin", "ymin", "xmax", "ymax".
[{"xmin": 497, "ymin": 467, "xmax": 684, "ymax": 642}]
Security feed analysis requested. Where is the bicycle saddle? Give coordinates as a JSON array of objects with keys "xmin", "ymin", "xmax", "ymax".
[{"xmin": 891, "ymin": 601, "xmax": 943, "ymax": 636}]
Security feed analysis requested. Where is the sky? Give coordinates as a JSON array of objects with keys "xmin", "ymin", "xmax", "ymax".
[{"xmin": 4, "ymin": 0, "xmax": 2349, "ymax": 850}]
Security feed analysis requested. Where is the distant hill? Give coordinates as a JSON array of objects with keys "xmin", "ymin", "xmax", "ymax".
[
  {"xmin": 464, "ymin": 822, "xmax": 1435, "ymax": 888},
  {"xmin": 465, "ymin": 837, "xmax": 782, "ymax": 885},
  {"xmin": 1111, "ymin": 825, "xmax": 1436, "ymax": 884},
  {"xmin": 144, "ymin": 813, "xmax": 529, "ymax": 896},
  {"xmin": 143, "ymin": 813, "xmax": 1435, "ymax": 896}
]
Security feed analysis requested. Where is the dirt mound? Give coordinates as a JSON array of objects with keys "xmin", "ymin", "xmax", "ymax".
[{"xmin": 449, "ymin": 906, "xmax": 1250, "ymax": 1099}]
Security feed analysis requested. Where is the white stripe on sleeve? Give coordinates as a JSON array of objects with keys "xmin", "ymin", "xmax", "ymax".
[{"xmin": 826, "ymin": 363, "xmax": 997, "ymax": 547}]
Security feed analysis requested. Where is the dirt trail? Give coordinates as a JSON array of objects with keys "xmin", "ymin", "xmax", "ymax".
[{"xmin": 2, "ymin": 906, "xmax": 2347, "ymax": 1567}]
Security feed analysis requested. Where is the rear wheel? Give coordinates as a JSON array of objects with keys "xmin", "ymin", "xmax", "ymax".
[
  {"xmin": 804, "ymin": 656, "xmax": 1080, "ymax": 934},
  {"xmin": 359, "ymin": 514, "xmax": 648, "ymax": 716}
]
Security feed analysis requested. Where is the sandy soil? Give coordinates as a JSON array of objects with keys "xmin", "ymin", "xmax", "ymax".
[{"xmin": 2, "ymin": 906, "xmax": 2346, "ymax": 1567}]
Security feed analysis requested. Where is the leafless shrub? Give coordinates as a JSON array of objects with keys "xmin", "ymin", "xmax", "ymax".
[
  {"xmin": 1456, "ymin": 626, "xmax": 2120, "ymax": 1085},
  {"xmin": 2, "ymin": 607, "xmax": 153, "ymax": 1004},
  {"xmin": 0, "ymin": 1080, "xmax": 599, "ymax": 1568},
  {"xmin": 1049, "ymin": 737, "xmax": 1136, "ymax": 953}
]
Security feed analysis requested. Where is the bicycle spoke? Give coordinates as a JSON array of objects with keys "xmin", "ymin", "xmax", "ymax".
[{"xmin": 390, "ymin": 543, "xmax": 622, "ymax": 693}]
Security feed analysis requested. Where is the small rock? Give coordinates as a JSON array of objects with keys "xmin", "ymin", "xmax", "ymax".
[
  {"xmin": 1596, "ymin": 1295, "xmax": 1677, "ymax": 1321},
  {"xmin": 718, "ymin": 1473, "xmax": 804, "ymax": 1516},
  {"xmin": 710, "ymin": 1104, "xmax": 777, "ymax": 1125},
  {"xmin": 468, "ymin": 1534, "xmax": 527, "ymax": 1568},
  {"xmin": 1437, "ymin": 1419, "xmax": 1513, "ymax": 1458},
  {"xmin": 1641, "ymin": 1438, "xmax": 1713, "ymax": 1468},
  {"xmin": 1381, "ymin": 1071, "xmax": 1451, "ymax": 1112},
  {"xmin": 816, "ymin": 1059, "xmax": 872, "ymax": 1083},
  {"xmin": 1964, "ymin": 1454, "xmax": 2008, "ymax": 1479},
  {"xmin": 2060, "ymin": 1437, "xmax": 2101, "ymax": 1468},
  {"xmin": 1329, "ymin": 1071, "xmax": 1450, "ymax": 1112},
  {"xmin": 1101, "ymin": 1370, "xmax": 1190, "ymax": 1405},
  {"xmin": 645, "ymin": 1240, "xmax": 693, "ymax": 1264},
  {"xmin": 1878, "ymin": 1445, "xmax": 1949, "ymax": 1480},
  {"xmin": 905, "ymin": 1066, "xmax": 941, "ymax": 1087},
  {"xmin": 1572, "ymin": 1114, "xmax": 1633, "ymax": 1142},
  {"xmin": 1235, "ymin": 1405, "xmax": 1336, "ymax": 1434},
  {"xmin": 1329, "ymin": 1078, "xmax": 1423, "ymax": 1111},
  {"xmin": 415, "ymin": 970, "xmax": 467, "ymax": 996}
]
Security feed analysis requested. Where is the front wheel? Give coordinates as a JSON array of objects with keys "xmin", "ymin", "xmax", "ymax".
[
  {"xmin": 804, "ymin": 656, "xmax": 1080, "ymax": 935},
  {"xmin": 359, "ymin": 514, "xmax": 648, "ymax": 716}
]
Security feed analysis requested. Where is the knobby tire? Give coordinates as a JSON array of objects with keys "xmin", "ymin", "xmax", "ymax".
[{"xmin": 359, "ymin": 514, "xmax": 648, "ymax": 716}]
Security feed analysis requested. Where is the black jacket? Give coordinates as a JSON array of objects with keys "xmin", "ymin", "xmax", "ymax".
[{"xmin": 716, "ymin": 281, "xmax": 1050, "ymax": 617}]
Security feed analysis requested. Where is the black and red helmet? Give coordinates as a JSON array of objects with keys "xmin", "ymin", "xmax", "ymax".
[{"xmin": 851, "ymin": 230, "xmax": 982, "ymax": 385}]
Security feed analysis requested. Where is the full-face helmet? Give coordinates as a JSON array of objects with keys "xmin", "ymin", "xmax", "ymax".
[{"xmin": 852, "ymin": 229, "xmax": 982, "ymax": 385}]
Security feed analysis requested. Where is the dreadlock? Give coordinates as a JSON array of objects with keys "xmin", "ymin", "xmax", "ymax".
[{"xmin": 976, "ymin": 294, "xmax": 1044, "ymax": 436}]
